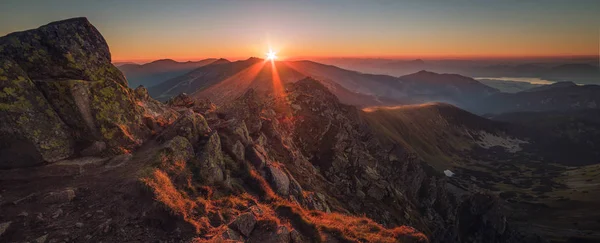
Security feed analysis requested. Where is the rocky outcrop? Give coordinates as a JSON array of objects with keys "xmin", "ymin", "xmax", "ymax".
[
  {"xmin": 195, "ymin": 131, "xmax": 225, "ymax": 184},
  {"xmin": 210, "ymin": 77, "xmax": 540, "ymax": 242},
  {"xmin": 228, "ymin": 212, "xmax": 257, "ymax": 237},
  {"xmin": 167, "ymin": 93, "xmax": 194, "ymax": 107},
  {"xmin": 157, "ymin": 111, "xmax": 210, "ymax": 146},
  {"xmin": 0, "ymin": 17, "xmax": 177, "ymax": 168},
  {"xmin": 265, "ymin": 163, "xmax": 290, "ymax": 196}
]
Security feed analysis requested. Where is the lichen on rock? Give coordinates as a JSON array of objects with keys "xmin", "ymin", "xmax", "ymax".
[
  {"xmin": 0, "ymin": 59, "xmax": 74, "ymax": 168},
  {"xmin": 0, "ymin": 17, "xmax": 177, "ymax": 165}
]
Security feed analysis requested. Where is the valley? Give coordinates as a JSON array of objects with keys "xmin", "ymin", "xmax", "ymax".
[{"xmin": 361, "ymin": 104, "xmax": 600, "ymax": 242}]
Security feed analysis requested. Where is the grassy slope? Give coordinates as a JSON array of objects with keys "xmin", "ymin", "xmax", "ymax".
[{"xmin": 360, "ymin": 102, "xmax": 499, "ymax": 170}]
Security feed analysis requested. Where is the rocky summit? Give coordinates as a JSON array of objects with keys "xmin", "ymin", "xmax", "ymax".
[{"xmin": 0, "ymin": 18, "xmax": 555, "ymax": 243}]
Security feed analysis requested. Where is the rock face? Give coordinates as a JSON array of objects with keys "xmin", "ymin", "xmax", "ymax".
[
  {"xmin": 167, "ymin": 93, "xmax": 194, "ymax": 107},
  {"xmin": 228, "ymin": 212, "xmax": 257, "ymax": 237},
  {"xmin": 265, "ymin": 164, "xmax": 290, "ymax": 196},
  {"xmin": 157, "ymin": 111, "xmax": 210, "ymax": 146},
  {"xmin": 195, "ymin": 131, "xmax": 225, "ymax": 183},
  {"xmin": 0, "ymin": 17, "xmax": 176, "ymax": 168}
]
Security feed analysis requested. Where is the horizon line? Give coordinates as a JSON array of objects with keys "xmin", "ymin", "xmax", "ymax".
[{"xmin": 113, "ymin": 54, "xmax": 600, "ymax": 64}]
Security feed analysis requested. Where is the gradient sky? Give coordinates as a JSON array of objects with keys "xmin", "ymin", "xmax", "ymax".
[{"xmin": 1, "ymin": 0, "xmax": 598, "ymax": 62}]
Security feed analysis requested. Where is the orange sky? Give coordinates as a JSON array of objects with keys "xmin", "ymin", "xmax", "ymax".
[{"xmin": 1, "ymin": 1, "xmax": 598, "ymax": 63}]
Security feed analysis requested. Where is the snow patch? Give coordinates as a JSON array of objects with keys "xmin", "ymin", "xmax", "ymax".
[
  {"xmin": 475, "ymin": 131, "xmax": 528, "ymax": 153},
  {"xmin": 444, "ymin": 170, "xmax": 455, "ymax": 177}
]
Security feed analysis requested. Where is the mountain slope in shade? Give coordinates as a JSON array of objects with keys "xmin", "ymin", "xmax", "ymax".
[
  {"xmin": 361, "ymin": 103, "xmax": 600, "ymax": 241},
  {"xmin": 396, "ymin": 71, "xmax": 499, "ymax": 104},
  {"xmin": 286, "ymin": 65, "xmax": 500, "ymax": 108},
  {"xmin": 489, "ymin": 109, "xmax": 600, "ymax": 165},
  {"xmin": 284, "ymin": 60, "xmax": 403, "ymax": 98},
  {"xmin": 314, "ymin": 58, "xmax": 600, "ymax": 85},
  {"xmin": 152, "ymin": 58, "xmax": 499, "ymax": 109},
  {"xmin": 118, "ymin": 58, "xmax": 222, "ymax": 87},
  {"xmin": 521, "ymin": 81, "xmax": 577, "ymax": 93},
  {"xmin": 362, "ymin": 103, "xmax": 510, "ymax": 169},
  {"xmin": 475, "ymin": 83, "xmax": 600, "ymax": 114},
  {"xmin": 544, "ymin": 63, "xmax": 600, "ymax": 82},
  {"xmin": 148, "ymin": 57, "xmax": 261, "ymax": 100},
  {"xmin": 190, "ymin": 60, "xmax": 397, "ymax": 107},
  {"xmin": 478, "ymin": 79, "xmax": 543, "ymax": 93}
]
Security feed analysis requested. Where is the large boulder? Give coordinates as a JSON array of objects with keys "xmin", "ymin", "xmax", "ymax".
[
  {"xmin": 0, "ymin": 18, "xmax": 123, "ymax": 85},
  {"xmin": 153, "ymin": 136, "xmax": 195, "ymax": 183},
  {"xmin": 191, "ymin": 98, "xmax": 217, "ymax": 114},
  {"xmin": 230, "ymin": 140, "xmax": 245, "ymax": 162},
  {"xmin": 0, "ymin": 17, "xmax": 167, "ymax": 167},
  {"xmin": 217, "ymin": 120, "xmax": 251, "ymax": 162},
  {"xmin": 157, "ymin": 111, "xmax": 210, "ymax": 147},
  {"xmin": 134, "ymin": 85, "xmax": 150, "ymax": 100},
  {"xmin": 229, "ymin": 212, "xmax": 257, "ymax": 237},
  {"xmin": 156, "ymin": 136, "xmax": 195, "ymax": 164},
  {"xmin": 245, "ymin": 144, "xmax": 268, "ymax": 169},
  {"xmin": 167, "ymin": 93, "xmax": 194, "ymax": 108},
  {"xmin": 195, "ymin": 132, "xmax": 225, "ymax": 183},
  {"xmin": 265, "ymin": 163, "xmax": 290, "ymax": 196}
]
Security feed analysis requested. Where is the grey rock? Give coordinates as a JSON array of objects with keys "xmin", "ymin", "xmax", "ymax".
[
  {"xmin": 0, "ymin": 221, "xmax": 11, "ymax": 237},
  {"xmin": 221, "ymin": 227, "xmax": 244, "ymax": 241},
  {"xmin": 229, "ymin": 212, "xmax": 257, "ymax": 237},
  {"xmin": 248, "ymin": 225, "xmax": 290, "ymax": 243},
  {"xmin": 246, "ymin": 145, "xmax": 268, "ymax": 169},
  {"xmin": 266, "ymin": 164, "xmax": 290, "ymax": 196},
  {"xmin": 231, "ymin": 140, "xmax": 245, "ymax": 162},
  {"xmin": 80, "ymin": 141, "xmax": 106, "ymax": 156},
  {"xmin": 41, "ymin": 188, "xmax": 75, "ymax": 204},
  {"xmin": 157, "ymin": 111, "xmax": 210, "ymax": 146},
  {"xmin": 35, "ymin": 234, "xmax": 48, "ymax": 243},
  {"xmin": 52, "ymin": 209, "xmax": 63, "ymax": 219},
  {"xmin": 196, "ymin": 132, "xmax": 225, "ymax": 183}
]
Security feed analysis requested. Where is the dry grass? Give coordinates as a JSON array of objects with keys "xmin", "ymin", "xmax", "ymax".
[
  {"xmin": 360, "ymin": 103, "xmax": 476, "ymax": 170},
  {"xmin": 141, "ymin": 169, "xmax": 210, "ymax": 232},
  {"xmin": 245, "ymin": 164, "xmax": 278, "ymax": 201},
  {"xmin": 141, "ymin": 141, "xmax": 428, "ymax": 242}
]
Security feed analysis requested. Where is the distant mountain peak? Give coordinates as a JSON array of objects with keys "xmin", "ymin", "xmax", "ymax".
[
  {"xmin": 411, "ymin": 59, "xmax": 426, "ymax": 64},
  {"xmin": 246, "ymin": 57, "xmax": 264, "ymax": 62},
  {"xmin": 412, "ymin": 70, "xmax": 438, "ymax": 76},
  {"xmin": 212, "ymin": 58, "xmax": 231, "ymax": 64},
  {"xmin": 149, "ymin": 59, "xmax": 178, "ymax": 64},
  {"xmin": 295, "ymin": 76, "xmax": 326, "ymax": 89}
]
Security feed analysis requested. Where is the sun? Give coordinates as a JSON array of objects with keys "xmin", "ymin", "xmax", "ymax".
[{"xmin": 266, "ymin": 49, "xmax": 277, "ymax": 61}]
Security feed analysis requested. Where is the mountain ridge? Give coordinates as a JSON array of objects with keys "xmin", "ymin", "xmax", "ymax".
[
  {"xmin": 148, "ymin": 58, "xmax": 500, "ymax": 110},
  {"xmin": 118, "ymin": 58, "xmax": 224, "ymax": 88}
]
